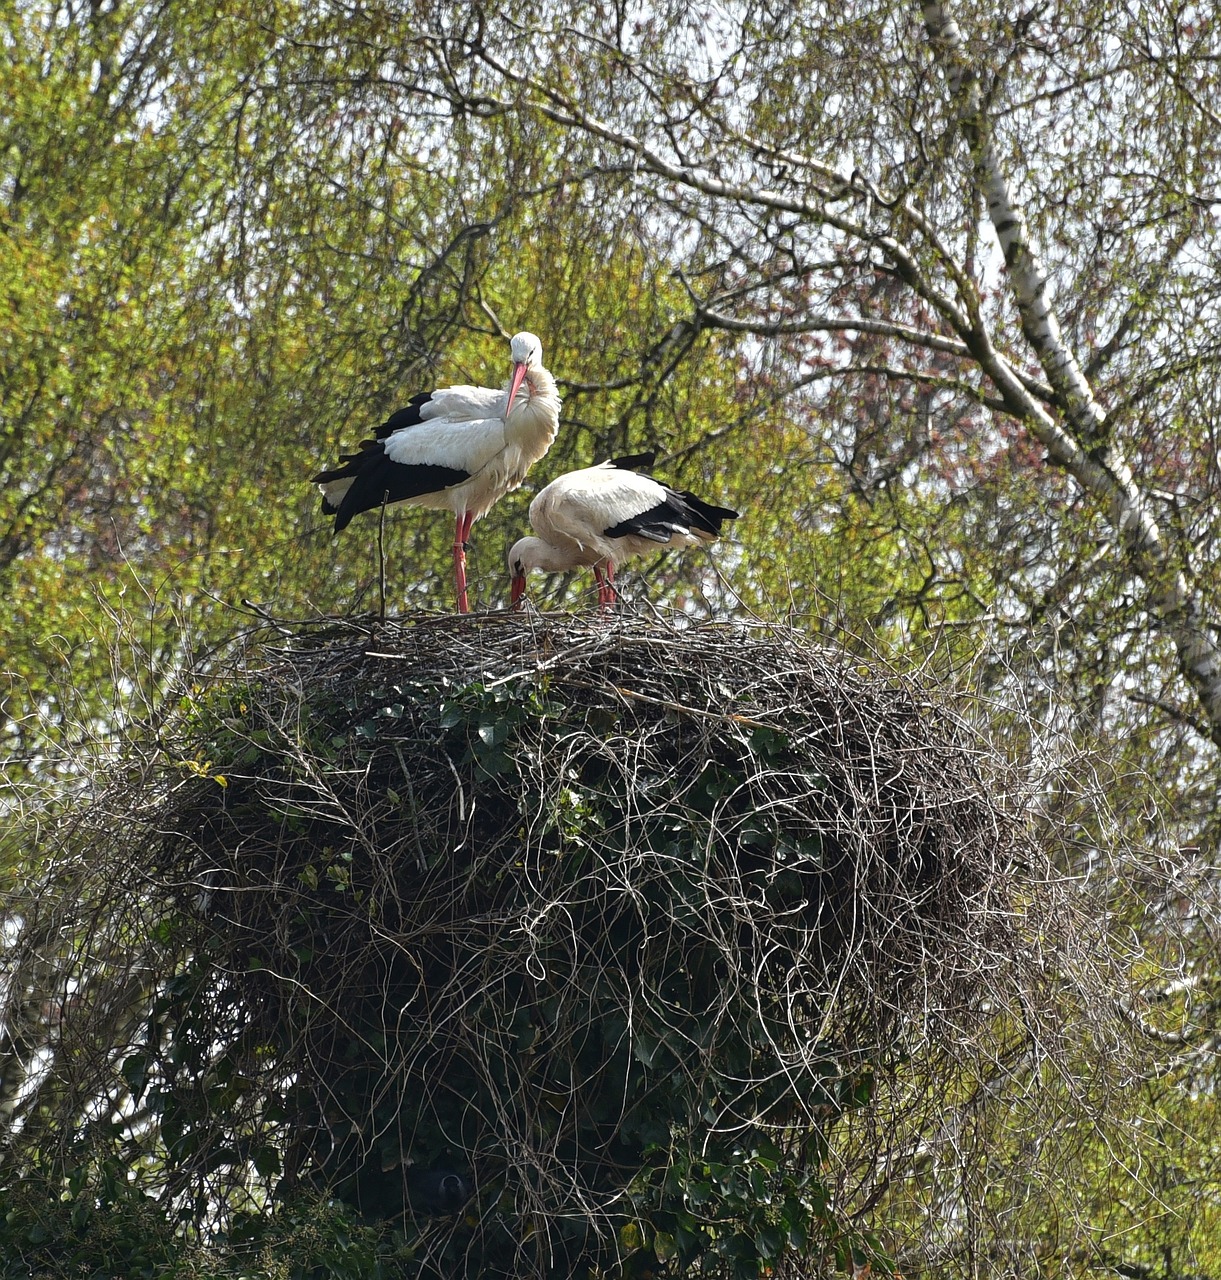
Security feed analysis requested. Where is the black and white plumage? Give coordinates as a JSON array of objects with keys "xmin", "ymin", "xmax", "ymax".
[
  {"xmin": 312, "ymin": 331, "xmax": 561, "ymax": 613},
  {"xmin": 508, "ymin": 452, "xmax": 739, "ymax": 607}
]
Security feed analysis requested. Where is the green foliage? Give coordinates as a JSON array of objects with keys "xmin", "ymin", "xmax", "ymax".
[
  {"xmin": 0, "ymin": 1168, "xmax": 181, "ymax": 1280},
  {"xmin": 0, "ymin": 1176, "xmax": 414, "ymax": 1279}
]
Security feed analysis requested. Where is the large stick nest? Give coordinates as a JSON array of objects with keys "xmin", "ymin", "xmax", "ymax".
[{"xmin": 19, "ymin": 614, "xmax": 1040, "ymax": 1277}]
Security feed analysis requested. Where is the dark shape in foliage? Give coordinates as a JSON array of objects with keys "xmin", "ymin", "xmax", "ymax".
[{"xmin": 407, "ymin": 1167, "xmax": 475, "ymax": 1216}]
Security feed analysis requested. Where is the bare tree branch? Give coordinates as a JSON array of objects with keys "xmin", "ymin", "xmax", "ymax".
[{"xmin": 919, "ymin": 0, "xmax": 1221, "ymax": 746}]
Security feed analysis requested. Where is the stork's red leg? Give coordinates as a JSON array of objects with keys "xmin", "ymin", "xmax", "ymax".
[
  {"xmin": 592, "ymin": 563, "xmax": 616, "ymax": 612},
  {"xmin": 453, "ymin": 512, "xmax": 471, "ymax": 614}
]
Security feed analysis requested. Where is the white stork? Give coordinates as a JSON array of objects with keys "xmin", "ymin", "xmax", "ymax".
[
  {"xmin": 508, "ymin": 452, "xmax": 739, "ymax": 608},
  {"xmin": 313, "ymin": 332, "xmax": 561, "ymax": 613}
]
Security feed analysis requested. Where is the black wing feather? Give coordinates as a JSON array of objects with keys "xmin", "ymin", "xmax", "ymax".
[
  {"xmin": 604, "ymin": 487, "xmax": 738, "ymax": 543},
  {"xmin": 607, "ymin": 450, "xmax": 657, "ymax": 472},
  {"xmin": 671, "ymin": 489, "xmax": 739, "ymax": 533},
  {"xmin": 314, "ymin": 442, "xmax": 469, "ymax": 532},
  {"xmin": 374, "ymin": 392, "xmax": 433, "ymax": 440}
]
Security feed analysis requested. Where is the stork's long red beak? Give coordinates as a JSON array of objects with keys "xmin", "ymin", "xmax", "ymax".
[
  {"xmin": 506, "ymin": 361, "xmax": 528, "ymax": 417},
  {"xmin": 510, "ymin": 574, "xmax": 526, "ymax": 609}
]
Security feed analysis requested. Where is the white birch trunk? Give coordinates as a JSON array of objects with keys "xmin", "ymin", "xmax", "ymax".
[{"xmin": 919, "ymin": 0, "xmax": 1221, "ymax": 746}]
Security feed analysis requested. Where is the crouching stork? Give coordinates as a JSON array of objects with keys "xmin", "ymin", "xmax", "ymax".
[{"xmin": 508, "ymin": 452, "xmax": 738, "ymax": 609}]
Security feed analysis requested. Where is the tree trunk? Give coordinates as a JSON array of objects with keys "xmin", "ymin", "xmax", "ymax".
[{"xmin": 919, "ymin": 0, "xmax": 1221, "ymax": 747}]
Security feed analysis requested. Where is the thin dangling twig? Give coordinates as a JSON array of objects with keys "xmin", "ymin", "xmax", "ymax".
[{"xmin": 378, "ymin": 490, "xmax": 389, "ymax": 621}]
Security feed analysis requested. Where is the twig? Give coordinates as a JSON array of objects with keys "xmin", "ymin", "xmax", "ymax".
[{"xmin": 378, "ymin": 490, "xmax": 390, "ymax": 622}]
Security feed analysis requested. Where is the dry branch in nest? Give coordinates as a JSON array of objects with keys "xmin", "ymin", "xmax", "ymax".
[{"xmin": 6, "ymin": 614, "xmax": 1047, "ymax": 1279}]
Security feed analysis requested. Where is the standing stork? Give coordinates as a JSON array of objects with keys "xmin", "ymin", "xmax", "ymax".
[
  {"xmin": 313, "ymin": 332, "xmax": 561, "ymax": 613},
  {"xmin": 508, "ymin": 452, "xmax": 739, "ymax": 608}
]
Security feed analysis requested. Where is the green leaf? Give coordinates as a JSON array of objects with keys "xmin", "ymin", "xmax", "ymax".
[{"xmin": 619, "ymin": 1221, "xmax": 644, "ymax": 1252}]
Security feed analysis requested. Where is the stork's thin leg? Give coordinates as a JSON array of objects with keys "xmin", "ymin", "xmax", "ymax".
[
  {"xmin": 453, "ymin": 512, "xmax": 471, "ymax": 614},
  {"xmin": 593, "ymin": 565, "xmax": 607, "ymax": 609},
  {"xmin": 604, "ymin": 561, "xmax": 617, "ymax": 609}
]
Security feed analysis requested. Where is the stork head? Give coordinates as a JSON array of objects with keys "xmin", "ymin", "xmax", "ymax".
[
  {"xmin": 507, "ymin": 534, "xmax": 576, "ymax": 608},
  {"xmin": 509, "ymin": 331, "xmax": 543, "ymax": 367},
  {"xmin": 506, "ymin": 331, "xmax": 544, "ymax": 415}
]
